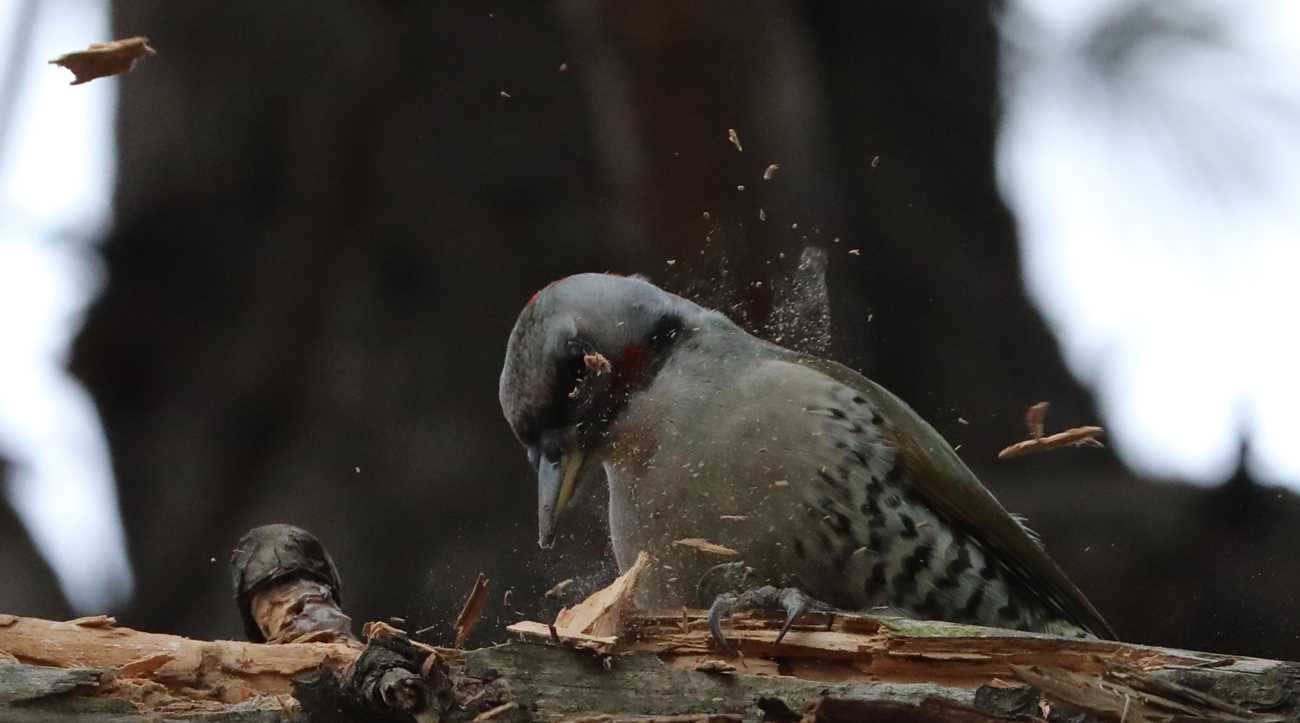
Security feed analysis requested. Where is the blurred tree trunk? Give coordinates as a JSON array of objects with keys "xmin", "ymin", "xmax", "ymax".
[{"xmin": 32, "ymin": 0, "xmax": 1298, "ymax": 664}]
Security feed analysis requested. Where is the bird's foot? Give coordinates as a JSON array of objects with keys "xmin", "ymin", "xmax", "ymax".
[
  {"xmin": 707, "ymin": 585, "xmax": 834, "ymax": 652},
  {"xmin": 695, "ymin": 561, "xmax": 757, "ymax": 602}
]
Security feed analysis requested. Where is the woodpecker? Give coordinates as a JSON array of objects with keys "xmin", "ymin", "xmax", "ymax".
[{"xmin": 499, "ymin": 273, "xmax": 1113, "ymax": 642}]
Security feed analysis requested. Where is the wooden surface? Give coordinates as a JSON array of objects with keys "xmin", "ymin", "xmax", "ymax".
[{"xmin": 4, "ymin": 607, "xmax": 1298, "ymax": 721}]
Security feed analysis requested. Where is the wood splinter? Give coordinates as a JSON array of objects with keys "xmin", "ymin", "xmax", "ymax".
[
  {"xmin": 453, "ymin": 573, "xmax": 491, "ymax": 648},
  {"xmin": 999, "ymin": 400, "xmax": 1105, "ymax": 459}
]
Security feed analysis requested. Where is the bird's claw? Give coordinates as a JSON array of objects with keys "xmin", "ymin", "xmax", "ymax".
[{"xmin": 706, "ymin": 585, "xmax": 833, "ymax": 652}]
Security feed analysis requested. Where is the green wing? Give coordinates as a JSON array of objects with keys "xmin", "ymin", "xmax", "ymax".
[{"xmin": 794, "ymin": 355, "xmax": 1116, "ymax": 639}]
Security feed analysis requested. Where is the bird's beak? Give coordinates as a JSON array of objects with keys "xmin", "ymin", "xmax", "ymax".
[{"xmin": 536, "ymin": 446, "xmax": 586, "ymax": 549}]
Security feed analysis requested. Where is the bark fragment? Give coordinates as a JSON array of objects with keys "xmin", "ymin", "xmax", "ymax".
[{"xmin": 48, "ymin": 37, "xmax": 155, "ymax": 85}]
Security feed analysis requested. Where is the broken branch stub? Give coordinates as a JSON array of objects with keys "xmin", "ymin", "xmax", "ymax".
[{"xmin": 230, "ymin": 523, "xmax": 354, "ymax": 643}]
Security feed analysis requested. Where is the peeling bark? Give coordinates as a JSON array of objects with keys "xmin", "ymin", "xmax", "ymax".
[{"xmin": 4, "ymin": 608, "xmax": 1297, "ymax": 722}]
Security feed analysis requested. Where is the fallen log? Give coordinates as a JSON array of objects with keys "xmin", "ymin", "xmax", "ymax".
[
  {"xmin": 3, "ymin": 604, "xmax": 1298, "ymax": 722},
  {"xmin": 4, "ymin": 528, "xmax": 1297, "ymax": 722}
]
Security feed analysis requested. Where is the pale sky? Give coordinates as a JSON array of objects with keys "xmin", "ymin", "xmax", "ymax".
[
  {"xmin": 998, "ymin": 0, "xmax": 1300, "ymax": 486},
  {"xmin": 0, "ymin": 0, "xmax": 132, "ymax": 611},
  {"xmin": 0, "ymin": 0, "xmax": 1296, "ymax": 613}
]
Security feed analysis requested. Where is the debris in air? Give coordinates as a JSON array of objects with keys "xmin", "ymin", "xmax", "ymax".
[
  {"xmin": 558, "ymin": 62, "xmax": 568, "ymax": 72},
  {"xmin": 736, "ymin": 185, "xmax": 746, "ymax": 192},
  {"xmin": 727, "ymin": 128, "xmax": 743, "ymax": 152},
  {"xmin": 765, "ymin": 246, "xmax": 831, "ymax": 355},
  {"xmin": 49, "ymin": 36, "xmax": 155, "ymax": 85},
  {"xmin": 998, "ymin": 401, "xmax": 1104, "ymax": 459},
  {"xmin": 763, "ymin": 163, "xmax": 780, "ymax": 180},
  {"xmin": 848, "ymin": 249, "xmax": 861, "ymax": 256},
  {"xmin": 1025, "ymin": 401, "xmax": 1050, "ymax": 440},
  {"xmin": 499, "ymin": 90, "xmax": 512, "ymax": 99},
  {"xmin": 758, "ymin": 208, "xmax": 766, "ymax": 222},
  {"xmin": 673, "ymin": 538, "xmax": 740, "ymax": 556},
  {"xmin": 544, "ymin": 578, "xmax": 575, "ymax": 600},
  {"xmin": 583, "ymin": 351, "xmax": 611, "ymax": 375},
  {"xmin": 871, "ymin": 155, "xmax": 881, "ymax": 168},
  {"xmin": 452, "ymin": 573, "xmax": 490, "ymax": 647}
]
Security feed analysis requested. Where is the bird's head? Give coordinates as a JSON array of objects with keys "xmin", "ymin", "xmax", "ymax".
[{"xmin": 499, "ymin": 273, "xmax": 699, "ymax": 548}]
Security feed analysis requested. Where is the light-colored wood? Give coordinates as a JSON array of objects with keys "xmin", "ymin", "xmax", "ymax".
[
  {"xmin": 0, "ymin": 613, "xmax": 357, "ymax": 705},
  {"xmin": 4, "ymin": 597, "xmax": 1298, "ymax": 721}
]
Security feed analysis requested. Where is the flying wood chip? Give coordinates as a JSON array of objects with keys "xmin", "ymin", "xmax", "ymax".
[
  {"xmin": 727, "ymin": 128, "xmax": 743, "ymax": 152},
  {"xmin": 998, "ymin": 426, "xmax": 1105, "ymax": 460},
  {"xmin": 544, "ymin": 578, "xmax": 575, "ymax": 600},
  {"xmin": 582, "ymin": 351, "xmax": 611, "ymax": 375},
  {"xmin": 1025, "ymin": 401, "xmax": 1050, "ymax": 440},
  {"xmin": 452, "ymin": 573, "xmax": 489, "ymax": 648},
  {"xmin": 672, "ymin": 538, "xmax": 739, "ymax": 556},
  {"xmin": 49, "ymin": 37, "xmax": 156, "ymax": 85}
]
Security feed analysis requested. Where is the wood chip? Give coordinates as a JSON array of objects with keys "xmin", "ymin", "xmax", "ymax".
[
  {"xmin": 719, "ymin": 515, "xmax": 748, "ymax": 521},
  {"xmin": 554, "ymin": 551, "xmax": 650, "ymax": 638},
  {"xmin": 117, "ymin": 653, "xmax": 174, "ymax": 678},
  {"xmin": 473, "ymin": 702, "xmax": 520, "ymax": 721},
  {"xmin": 49, "ymin": 37, "xmax": 155, "ymax": 85},
  {"xmin": 69, "ymin": 615, "xmax": 116, "ymax": 628},
  {"xmin": 544, "ymin": 578, "xmax": 575, "ymax": 600},
  {"xmin": 998, "ymin": 426, "xmax": 1105, "ymax": 460},
  {"xmin": 771, "ymin": 479, "xmax": 788, "ymax": 487},
  {"xmin": 583, "ymin": 351, "xmax": 611, "ymax": 375},
  {"xmin": 362, "ymin": 620, "xmax": 405, "ymax": 641},
  {"xmin": 453, "ymin": 573, "xmax": 490, "ymax": 648},
  {"xmin": 727, "ymin": 128, "xmax": 743, "ymax": 152},
  {"xmin": 762, "ymin": 163, "xmax": 780, "ymax": 180},
  {"xmin": 694, "ymin": 659, "xmax": 737, "ymax": 674},
  {"xmin": 673, "ymin": 538, "xmax": 739, "ymax": 556},
  {"xmin": 1025, "ymin": 401, "xmax": 1050, "ymax": 439}
]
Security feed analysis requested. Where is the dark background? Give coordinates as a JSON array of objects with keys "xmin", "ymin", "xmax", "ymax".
[{"xmin": 2, "ymin": 1, "xmax": 1297, "ymax": 660}]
